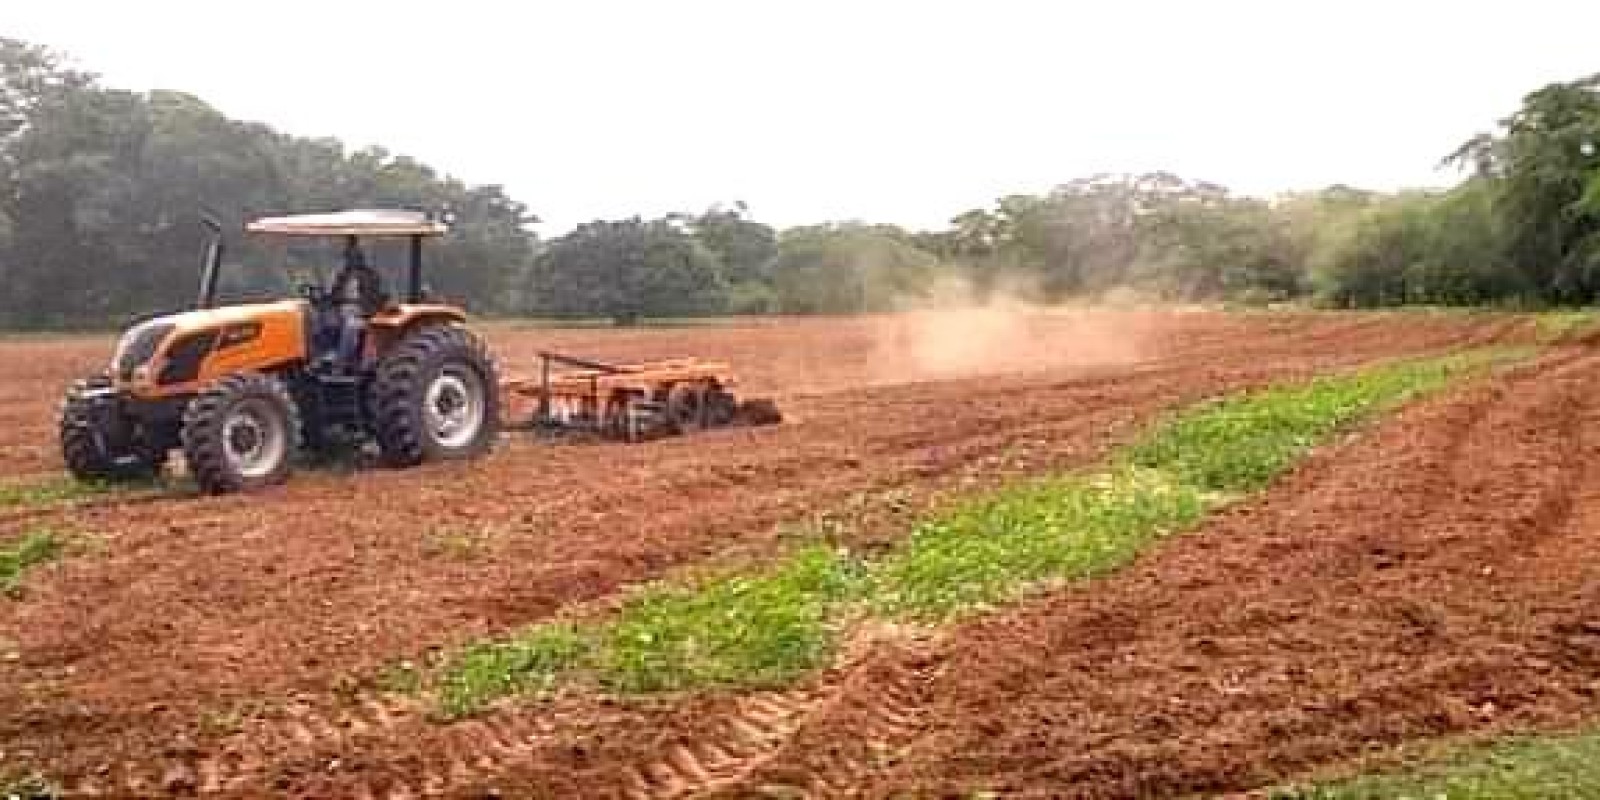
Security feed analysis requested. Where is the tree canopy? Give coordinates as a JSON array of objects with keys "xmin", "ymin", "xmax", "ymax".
[
  {"xmin": 2, "ymin": 34, "xmax": 1598, "ymax": 330},
  {"xmin": 529, "ymin": 218, "xmax": 726, "ymax": 324},
  {"xmin": 0, "ymin": 38, "xmax": 534, "ymax": 327},
  {"xmin": 1450, "ymin": 74, "xmax": 1600, "ymax": 304}
]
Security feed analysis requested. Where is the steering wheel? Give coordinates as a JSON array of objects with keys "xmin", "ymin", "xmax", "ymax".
[{"xmin": 299, "ymin": 282, "xmax": 331, "ymax": 307}]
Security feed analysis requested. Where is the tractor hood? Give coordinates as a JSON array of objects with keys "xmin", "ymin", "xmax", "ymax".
[
  {"xmin": 111, "ymin": 300, "xmax": 309, "ymax": 392},
  {"xmin": 140, "ymin": 300, "xmax": 307, "ymax": 336}
]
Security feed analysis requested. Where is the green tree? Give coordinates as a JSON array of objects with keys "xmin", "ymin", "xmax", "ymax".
[
  {"xmin": 531, "ymin": 218, "xmax": 726, "ymax": 323},
  {"xmin": 1137, "ymin": 193, "xmax": 1303, "ymax": 301},
  {"xmin": 947, "ymin": 173, "xmax": 1241, "ymax": 300},
  {"xmin": 0, "ymin": 35, "xmax": 538, "ymax": 327},
  {"xmin": 769, "ymin": 224, "xmax": 938, "ymax": 313},
  {"xmin": 679, "ymin": 203, "xmax": 777, "ymax": 313},
  {"xmin": 1313, "ymin": 185, "xmax": 1516, "ymax": 308},
  {"xmin": 1451, "ymin": 74, "xmax": 1600, "ymax": 304}
]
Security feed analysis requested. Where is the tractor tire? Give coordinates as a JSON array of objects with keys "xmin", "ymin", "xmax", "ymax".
[
  {"xmin": 180, "ymin": 373, "xmax": 300, "ymax": 494},
  {"xmin": 370, "ymin": 325, "xmax": 500, "ymax": 467},
  {"xmin": 704, "ymin": 386, "xmax": 738, "ymax": 428},
  {"xmin": 59, "ymin": 376, "xmax": 166, "ymax": 482},
  {"xmin": 665, "ymin": 381, "xmax": 708, "ymax": 434}
]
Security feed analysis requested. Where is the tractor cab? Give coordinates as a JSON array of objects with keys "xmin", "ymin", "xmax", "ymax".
[{"xmin": 240, "ymin": 210, "xmax": 466, "ymax": 373}]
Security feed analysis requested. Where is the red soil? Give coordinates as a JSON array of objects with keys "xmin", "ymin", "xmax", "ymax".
[{"xmin": 0, "ymin": 310, "xmax": 1547, "ymax": 797}]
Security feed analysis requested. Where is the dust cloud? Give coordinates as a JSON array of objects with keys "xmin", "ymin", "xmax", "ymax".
[{"xmin": 866, "ymin": 277, "xmax": 1150, "ymax": 385}]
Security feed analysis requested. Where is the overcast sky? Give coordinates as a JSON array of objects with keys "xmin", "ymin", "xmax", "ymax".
[{"xmin": 8, "ymin": 1, "xmax": 1599, "ymax": 232}]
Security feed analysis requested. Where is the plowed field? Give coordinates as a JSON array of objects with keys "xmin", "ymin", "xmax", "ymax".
[{"xmin": 3, "ymin": 310, "xmax": 1581, "ymax": 798}]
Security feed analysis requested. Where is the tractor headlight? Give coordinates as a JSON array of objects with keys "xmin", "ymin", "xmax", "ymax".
[{"xmin": 112, "ymin": 321, "xmax": 176, "ymax": 382}]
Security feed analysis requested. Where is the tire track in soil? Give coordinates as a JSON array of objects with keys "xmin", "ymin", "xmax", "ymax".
[
  {"xmin": 691, "ymin": 638, "xmax": 942, "ymax": 800},
  {"xmin": 615, "ymin": 688, "xmax": 827, "ymax": 800},
  {"xmin": 609, "ymin": 635, "xmax": 941, "ymax": 800},
  {"xmin": 638, "ymin": 339, "xmax": 1590, "ymax": 800},
  {"xmin": 59, "ymin": 695, "xmax": 422, "ymax": 797},
  {"xmin": 66, "ymin": 640, "xmax": 938, "ymax": 799},
  {"xmin": 0, "ymin": 312, "xmax": 1538, "ymax": 796},
  {"xmin": 466, "ymin": 342, "xmax": 1581, "ymax": 800},
  {"xmin": 819, "ymin": 344, "xmax": 1600, "ymax": 798},
  {"xmin": 290, "ymin": 352, "xmax": 1582, "ymax": 800}
]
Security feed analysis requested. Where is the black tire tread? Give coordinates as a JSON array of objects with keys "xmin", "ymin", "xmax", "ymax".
[
  {"xmin": 180, "ymin": 373, "xmax": 300, "ymax": 495},
  {"xmin": 370, "ymin": 325, "xmax": 500, "ymax": 467},
  {"xmin": 58, "ymin": 375, "xmax": 164, "ymax": 482},
  {"xmin": 704, "ymin": 385, "xmax": 738, "ymax": 428},
  {"xmin": 665, "ymin": 381, "xmax": 708, "ymax": 434}
]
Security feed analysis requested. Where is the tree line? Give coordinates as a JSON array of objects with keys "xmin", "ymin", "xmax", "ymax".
[
  {"xmin": 2, "ymin": 36, "xmax": 1597, "ymax": 329},
  {"xmin": 0, "ymin": 38, "xmax": 534, "ymax": 328}
]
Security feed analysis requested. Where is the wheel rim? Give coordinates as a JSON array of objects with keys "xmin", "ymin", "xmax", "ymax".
[
  {"xmin": 424, "ymin": 366, "xmax": 486, "ymax": 449},
  {"xmin": 222, "ymin": 400, "xmax": 287, "ymax": 479}
]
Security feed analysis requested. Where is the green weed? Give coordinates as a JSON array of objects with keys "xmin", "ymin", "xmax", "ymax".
[
  {"xmin": 427, "ymin": 349, "xmax": 1525, "ymax": 715},
  {"xmin": 1532, "ymin": 309, "xmax": 1597, "ymax": 343},
  {"xmin": 871, "ymin": 350, "xmax": 1522, "ymax": 620},
  {"xmin": 373, "ymin": 660, "xmax": 423, "ymax": 695},
  {"xmin": 1125, "ymin": 351, "xmax": 1509, "ymax": 493},
  {"xmin": 0, "ymin": 478, "xmax": 127, "ymax": 510},
  {"xmin": 869, "ymin": 469, "xmax": 1204, "ymax": 620},
  {"xmin": 434, "ymin": 547, "xmax": 856, "ymax": 717},
  {"xmin": 0, "ymin": 770, "xmax": 57, "ymax": 800},
  {"xmin": 196, "ymin": 697, "xmax": 278, "ymax": 737},
  {"xmin": 0, "ymin": 531, "xmax": 63, "ymax": 595},
  {"xmin": 196, "ymin": 707, "xmax": 244, "ymax": 737},
  {"xmin": 599, "ymin": 546, "xmax": 856, "ymax": 694},
  {"xmin": 437, "ymin": 623, "xmax": 593, "ymax": 718},
  {"xmin": 422, "ymin": 526, "xmax": 495, "ymax": 561},
  {"xmin": 1271, "ymin": 730, "xmax": 1600, "ymax": 800}
]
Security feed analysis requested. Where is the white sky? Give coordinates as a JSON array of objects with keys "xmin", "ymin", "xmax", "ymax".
[{"xmin": 7, "ymin": 0, "xmax": 1599, "ymax": 233}]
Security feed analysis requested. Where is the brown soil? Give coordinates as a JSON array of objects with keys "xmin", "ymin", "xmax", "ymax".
[
  {"xmin": 0, "ymin": 310, "xmax": 1549, "ymax": 797},
  {"xmin": 711, "ymin": 340, "xmax": 1600, "ymax": 799}
]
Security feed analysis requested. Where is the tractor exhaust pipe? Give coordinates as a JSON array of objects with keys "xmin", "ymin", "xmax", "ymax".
[{"xmin": 197, "ymin": 213, "xmax": 224, "ymax": 310}]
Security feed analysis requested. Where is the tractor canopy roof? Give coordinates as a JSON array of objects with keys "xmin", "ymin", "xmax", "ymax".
[{"xmin": 245, "ymin": 209, "xmax": 448, "ymax": 237}]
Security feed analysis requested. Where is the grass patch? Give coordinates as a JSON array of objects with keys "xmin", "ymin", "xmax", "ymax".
[
  {"xmin": 0, "ymin": 772, "xmax": 58, "ymax": 800},
  {"xmin": 435, "ymin": 547, "xmax": 855, "ymax": 716},
  {"xmin": 599, "ymin": 546, "xmax": 855, "ymax": 694},
  {"xmin": 1272, "ymin": 730, "xmax": 1600, "ymax": 799},
  {"xmin": 1532, "ymin": 309, "xmax": 1597, "ymax": 343},
  {"xmin": 428, "ymin": 349, "xmax": 1526, "ymax": 715},
  {"xmin": 1125, "ymin": 349, "xmax": 1511, "ymax": 495},
  {"xmin": 422, "ymin": 526, "xmax": 495, "ymax": 561},
  {"xmin": 869, "ymin": 348, "xmax": 1521, "ymax": 621},
  {"xmin": 374, "ymin": 660, "xmax": 424, "ymax": 695},
  {"xmin": 438, "ymin": 623, "xmax": 593, "ymax": 718},
  {"xmin": 0, "ymin": 474, "xmax": 167, "ymax": 510},
  {"xmin": 0, "ymin": 478, "xmax": 122, "ymax": 510},
  {"xmin": 196, "ymin": 707, "xmax": 246, "ymax": 737},
  {"xmin": 0, "ymin": 531, "xmax": 63, "ymax": 595},
  {"xmin": 869, "ymin": 469, "xmax": 1205, "ymax": 619}
]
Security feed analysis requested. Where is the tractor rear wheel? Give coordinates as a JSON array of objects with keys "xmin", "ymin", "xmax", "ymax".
[
  {"xmin": 181, "ymin": 373, "xmax": 300, "ymax": 494},
  {"xmin": 370, "ymin": 326, "xmax": 500, "ymax": 467},
  {"xmin": 59, "ymin": 376, "xmax": 166, "ymax": 482}
]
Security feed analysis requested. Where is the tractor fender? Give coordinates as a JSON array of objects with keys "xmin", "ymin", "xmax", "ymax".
[{"xmin": 367, "ymin": 304, "xmax": 469, "ymax": 355}]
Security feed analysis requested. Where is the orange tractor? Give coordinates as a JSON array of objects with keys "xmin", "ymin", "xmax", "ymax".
[{"xmin": 59, "ymin": 210, "xmax": 769, "ymax": 494}]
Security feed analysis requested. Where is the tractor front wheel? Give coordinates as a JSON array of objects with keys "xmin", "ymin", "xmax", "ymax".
[
  {"xmin": 59, "ymin": 376, "xmax": 166, "ymax": 482},
  {"xmin": 370, "ymin": 326, "xmax": 500, "ymax": 467},
  {"xmin": 181, "ymin": 373, "xmax": 300, "ymax": 494}
]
